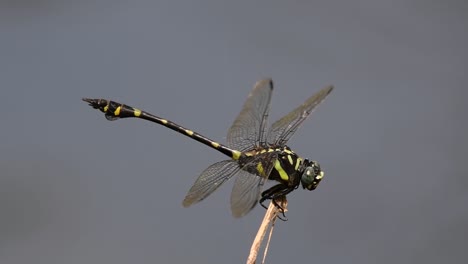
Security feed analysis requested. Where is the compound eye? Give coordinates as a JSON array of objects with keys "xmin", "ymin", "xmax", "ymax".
[
  {"xmin": 300, "ymin": 166, "xmax": 316, "ymax": 190},
  {"xmin": 300, "ymin": 161, "xmax": 324, "ymax": 191}
]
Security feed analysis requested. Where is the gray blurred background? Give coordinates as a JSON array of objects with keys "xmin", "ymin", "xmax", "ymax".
[{"xmin": 1, "ymin": 1, "xmax": 467, "ymax": 263}]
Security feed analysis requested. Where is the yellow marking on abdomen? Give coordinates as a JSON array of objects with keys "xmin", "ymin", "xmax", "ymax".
[
  {"xmin": 185, "ymin": 129, "xmax": 194, "ymax": 136},
  {"xmin": 287, "ymin": 155, "xmax": 294, "ymax": 165},
  {"xmin": 232, "ymin": 150, "xmax": 242, "ymax": 160},
  {"xmin": 114, "ymin": 106, "xmax": 121, "ymax": 116},
  {"xmin": 103, "ymin": 105, "xmax": 109, "ymax": 112},
  {"xmin": 161, "ymin": 119, "xmax": 168, "ymax": 124},
  {"xmin": 211, "ymin": 142, "xmax": 220, "ymax": 148},
  {"xmin": 274, "ymin": 160, "xmax": 289, "ymax": 181},
  {"xmin": 133, "ymin": 108, "xmax": 142, "ymax": 117}
]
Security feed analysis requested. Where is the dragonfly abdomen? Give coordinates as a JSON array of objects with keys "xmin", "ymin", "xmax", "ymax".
[{"xmin": 83, "ymin": 98, "xmax": 242, "ymax": 160}]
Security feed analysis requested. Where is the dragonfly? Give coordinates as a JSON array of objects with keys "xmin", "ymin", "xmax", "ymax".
[{"xmin": 83, "ymin": 79, "xmax": 333, "ymax": 218}]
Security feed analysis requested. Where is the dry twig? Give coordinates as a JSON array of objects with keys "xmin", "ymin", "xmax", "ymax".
[{"xmin": 246, "ymin": 198, "xmax": 287, "ymax": 264}]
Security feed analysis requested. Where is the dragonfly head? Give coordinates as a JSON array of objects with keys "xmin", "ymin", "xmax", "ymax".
[{"xmin": 300, "ymin": 160, "xmax": 324, "ymax": 191}]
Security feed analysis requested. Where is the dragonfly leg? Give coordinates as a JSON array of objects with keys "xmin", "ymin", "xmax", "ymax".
[{"xmin": 260, "ymin": 184, "xmax": 295, "ymax": 221}]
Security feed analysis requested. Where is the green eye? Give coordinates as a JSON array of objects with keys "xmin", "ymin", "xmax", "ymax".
[{"xmin": 300, "ymin": 161, "xmax": 324, "ymax": 190}]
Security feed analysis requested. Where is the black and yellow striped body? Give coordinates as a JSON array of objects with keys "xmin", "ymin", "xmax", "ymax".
[
  {"xmin": 84, "ymin": 98, "xmax": 304, "ymax": 184},
  {"xmin": 83, "ymin": 80, "xmax": 332, "ymax": 218},
  {"xmin": 83, "ymin": 98, "xmax": 312, "ymax": 192},
  {"xmin": 241, "ymin": 146, "xmax": 302, "ymax": 187},
  {"xmin": 86, "ymin": 99, "xmax": 242, "ymax": 161}
]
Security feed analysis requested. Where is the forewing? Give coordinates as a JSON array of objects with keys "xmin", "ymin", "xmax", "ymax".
[
  {"xmin": 227, "ymin": 79, "xmax": 273, "ymax": 151},
  {"xmin": 267, "ymin": 86, "xmax": 333, "ymax": 146},
  {"xmin": 182, "ymin": 160, "xmax": 240, "ymax": 207},
  {"xmin": 230, "ymin": 153, "xmax": 277, "ymax": 217}
]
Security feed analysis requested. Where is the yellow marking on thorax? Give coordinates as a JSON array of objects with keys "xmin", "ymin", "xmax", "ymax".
[
  {"xmin": 185, "ymin": 129, "xmax": 194, "ymax": 136},
  {"xmin": 114, "ymin": 106, "xmax": 121, "ymax": 116},
  {"xmin": 103, "ymin": 105, "xmax": 109, "ymax": 112},
  {"xmin": 257, "ymin": 162, "xmax": 265, "ymax": 176},
  {"xmin": 284, "ymin": 148, "xmax": 293, "ymax": 154},
  {"xmin": 274, "ymin": 160, "xmax": 289, "ymax": 181},
  {"xmin": 295, "ymin": 158, "xmax": 302, "ymax": 171},
  {"xmin": 287, "ymin": 155, "xmax": 294, "ymax": 165},
  {"xmin": 133, "ymin": 108, "xmax": 142, "ymax": 117},
  {"xmin": 244, "ymin": 149, "xmax": 259, "ymax": 156},
  {"xmin": 231, "ymin": 150, "xmax": 242, "ymax": 160},
  {"xmin": 211, "ymin": 142, "xmax": 220, "ymax": 148},
  {"xmin": 161, "ymin": 119, "xmax": 168, "ymax": 124}
]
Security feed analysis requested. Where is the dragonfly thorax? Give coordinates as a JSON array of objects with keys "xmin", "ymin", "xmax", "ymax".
[{"xmin": 240, "ymin": 146, "xmax": 315, "ymax": 188}]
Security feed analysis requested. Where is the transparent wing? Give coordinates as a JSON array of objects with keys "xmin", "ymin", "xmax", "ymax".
[
  {"xmin": 267, "ymin": 86, "xmax": 333, "ymax": 146},
  {"xmin": 227, "ymin": 79, "xmax": 273, "ymax": 151},
  {"xmin": 230, "ymin": 171, "xmax": 265, "ymax": 218},
  {"xmin": 182, "ymin": 160, "xmax": 240, "ymax": 207},
  {"xmin": 230, "ymin": 153, "xmax": 277, "ymax": 217}
]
